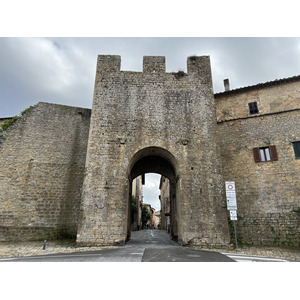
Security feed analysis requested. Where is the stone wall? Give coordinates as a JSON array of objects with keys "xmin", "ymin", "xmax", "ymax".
[
  {"xmin": 216, "ymin": 80, "xmax": 300, "ymax": 247},
  {"xmin": 159, "ymin": 176, "xmax": 170, "ymax": 231},
  {"xmin": 1, "ymin": 55, "xmax": 298, "ymax": 249},
  {"xmin": 131, "ymin": 176, "xmax": 142, "ymax": 231},
  {"xmin": 76, "ymin": 55, "xmax": 231, "ymax": 247},
  {"xmin": 0, "ymin": 102, "xmax": 91, "ymax": 241}
]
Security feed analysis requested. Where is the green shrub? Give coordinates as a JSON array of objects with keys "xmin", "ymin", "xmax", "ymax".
[{"xmin": 0, "ymin": 105, "xmax": 33, "ymax": 132}]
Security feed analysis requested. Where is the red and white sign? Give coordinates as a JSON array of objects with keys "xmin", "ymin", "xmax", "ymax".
[
  {"xmin": 225, "ymin": 181, "xmax": 237, "ymax": 210},
  {"xmin": 225, "ymin": 181, "xmax": 235, "ymax": 191}
]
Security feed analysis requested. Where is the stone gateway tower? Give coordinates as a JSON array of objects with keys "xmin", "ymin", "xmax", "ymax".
[
  {"xmin": 2, "ymin": 54, "xmax": 298, "ymax": 248},
  {"xmin": 76, "ymin": 55, "xmax": 231, "ymax": 247}
]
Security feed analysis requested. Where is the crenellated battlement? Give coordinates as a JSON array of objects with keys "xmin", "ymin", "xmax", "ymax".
[
  {"xmin": 143, "ymin": 56, "xmax": 166, "ymax": 73},
  {"xmin": 97, "ymin": 55, "xmax": 121, "ymax": 72},
  {"xmin": 96, "ymin": 54, "xmax": 212, "ymax": 76},
  {"xmin": 187, "ymin": 55, "xmax": 211, "ymax": 75}
]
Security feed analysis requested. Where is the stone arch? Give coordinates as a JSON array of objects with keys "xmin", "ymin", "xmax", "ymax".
[
  {"xmin": 128, "ymin": 146, "xmax": 179, "ymax": 181},
  {"xmin": 127, "ymin": 147, "xmax": 179, "ymax": 241}
]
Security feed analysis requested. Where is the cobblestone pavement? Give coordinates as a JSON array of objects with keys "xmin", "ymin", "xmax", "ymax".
[{"xmin": 0, "ymin": 230, "xmax": 299, "ymax": 261}]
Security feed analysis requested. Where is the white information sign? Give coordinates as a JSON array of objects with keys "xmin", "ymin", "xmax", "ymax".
[
  {"xmin": 227, "ymin": 197, "xmax": 237, "ymax": 210},
  {"xmin": 230, "ymin": 210, "xmax": 237, "ymax": 221},
  {"xmin": 226, "ymin": 184, "xmax": 239, "ymax": 247},
  {"xmin": 225, "ymin": 181, "xmax": 237, "ymax": 210},
  {"xmin": 226, "ymin": 191, "xmax": 236, "ymax": 197}
]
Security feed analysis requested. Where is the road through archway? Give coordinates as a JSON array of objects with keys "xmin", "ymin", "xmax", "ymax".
[{"xmin": 127, "ymin": 147, "xmax": 179, "ymax": 243}]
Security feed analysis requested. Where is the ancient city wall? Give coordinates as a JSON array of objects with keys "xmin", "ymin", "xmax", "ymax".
[
  {"xmin": 1, "ymin": 54, "xmax": 298, "ymax": 249},
  {"xmin": 0, "ymin": 102, "xmax": 91, "ymax": 241},
  {"xmin": 76, "ymin": 55, "xmax": 230, "ymax": 247},
  {"xmin": 215, "ymin": 81, "xmax": 300, "ymax": 247}
]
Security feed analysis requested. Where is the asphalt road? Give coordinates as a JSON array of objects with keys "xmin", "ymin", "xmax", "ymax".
[{"xmin": 0, "ymin": 230, "xmax": 235, "ymax": 262}]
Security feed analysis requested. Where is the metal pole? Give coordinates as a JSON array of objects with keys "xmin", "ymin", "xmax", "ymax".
[{"xmin": 233, "ymin": 221, "xmax": 238, "ymax": 248}]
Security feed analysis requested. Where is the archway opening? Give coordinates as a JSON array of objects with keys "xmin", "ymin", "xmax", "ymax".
[
  {"xmin": 130, "ymin": 173, "xmax": 161, "ymax": 232},
  {"xmin": 127, "ymin": 148, "xmax": 179, "ymax": 243}
]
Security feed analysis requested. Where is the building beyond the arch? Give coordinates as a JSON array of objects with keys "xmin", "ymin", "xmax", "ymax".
[{"xmin": 0, "ymin": 55, "xmax": 299, "ymax": 248}]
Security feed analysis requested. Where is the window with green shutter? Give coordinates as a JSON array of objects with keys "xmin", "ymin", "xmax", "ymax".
[{"xmin": 292, "ymin": 142, "xmax": 300, "ymax": 158}]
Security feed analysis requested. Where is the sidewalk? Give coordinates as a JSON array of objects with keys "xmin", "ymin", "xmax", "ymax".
[
  {"xmin": 0, "ymin": 239, "xmax": 117, "ymax": 260},
  {"xmin": 0, "ymin": 239, "xmax": 299, "ymax": 261},
  {"xmin": 230, "ymin": 246, "xmax": 300, "ymax": 261},
  {"xmin": 191, "ymin": 245, "xmax": 300, "ymax": 261}
]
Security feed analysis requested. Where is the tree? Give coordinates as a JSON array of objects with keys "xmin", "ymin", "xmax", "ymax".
[{"xmin": 142, "ymin": 206, "xmax": 151, "ymax": 227}]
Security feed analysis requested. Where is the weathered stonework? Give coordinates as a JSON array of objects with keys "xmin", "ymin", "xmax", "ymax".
[
  {"xmin": 0, "ymin": 55, "xmax": 299, "ymax": 249},
  {"xmin": 76, "ymin": 55, "xmax": 230, "ymax": 247},
  {"xmin": 0, "ymin": 103, "xmax": 91, "ymax": 241},
  {"xmin": 159, "ymin": 176, "xmax": 171, "ymax": 231},
  {"xmin": 215, "ymin": 77, "xmax": 300, "ymax": 122},
  {"xmin": 215, "ymin": 79, "xmax": 300, "ymax": 247}
]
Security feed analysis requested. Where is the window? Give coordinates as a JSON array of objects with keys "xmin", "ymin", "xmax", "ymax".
[
  {"xmin": 292, "ymin": 141, "xmax": 300, "ymax": 158},
  {"xmin": 253, "ymin": 146, "xmax": 278, "ymax": 162},
  {"xmin": 248, "ymin": 102, "xmax": 259, "ymax": 114},
  {"xmin": 260, "ymin": 147, "xmax": 271, "ymax": 161}
]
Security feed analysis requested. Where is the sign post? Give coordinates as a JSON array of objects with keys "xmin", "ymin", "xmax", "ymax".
[
  {"xmin": 225, "ymin": 181, "xmax": 238, "ymax": 248},
  {"xmin": 232, "ymin": 220, "xmax": 238, "ymax": 249},
  {"xmin": 229, "ymin": 210, "xmax": 238, "ymax": 249}
]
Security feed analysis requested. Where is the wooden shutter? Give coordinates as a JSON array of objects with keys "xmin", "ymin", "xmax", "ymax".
[
  {"xmin": 269, "ymin": 145, "xmax": 278, "ymax": 161},
  {"xmin": 253, "ymin": 147, "xmax": 261, "ymax": 162}
]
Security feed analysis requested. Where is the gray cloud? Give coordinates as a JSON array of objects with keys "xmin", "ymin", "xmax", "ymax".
[
  {"xmin": 2, "ymin": 37, "xmax": 300, "ymax": 206},
  {"xmin": 143, "ymin": 173, "xmax": 161, "ymax": 210},
  {"xmin": 2, "ymin": 37, "xmax": 300, "ymax": 117},
  {"xmin": 0, "ymin": 37, "xmax": 97, "ymax": 116}
]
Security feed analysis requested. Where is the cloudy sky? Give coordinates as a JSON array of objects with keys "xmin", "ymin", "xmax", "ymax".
[
  {"xmin": 1, "ymin": 37, "xmax": 300, "ymax": 119},
  {"xmin": 1, "ymin": 1, "xmax": 297, "ymax": 293},
  {"xmin": 142, "ymin": 173, "xmax": 161, "ymax": 210},
  {"xmin": 1, "ymin": 2, "xmax": 300, "ymax": 211},
  {"xmin": 1, "ymin": 37, "xmax": 300, "ymax": 209},
  {"xmin": 2, "ymin": 36, "xmax": 299, "ymax": 209}
]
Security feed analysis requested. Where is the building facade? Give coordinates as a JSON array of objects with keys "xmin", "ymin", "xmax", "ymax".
[
  {"xmin": 215, "ymin": 77, "xmax": 300, "ymax": 247},
  {"xmin": 159, "ymin": 176, "xmax": 171, "ymax": 232},
  {"xmin": 131, "ymin": 175, "xmax": 143, "ymax": 231}
]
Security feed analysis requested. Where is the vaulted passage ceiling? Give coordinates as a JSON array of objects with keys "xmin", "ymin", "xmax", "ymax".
[{"xmin": 130, "ymin": 155, "xmax": 176, "ymax": 182}]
